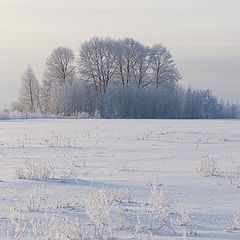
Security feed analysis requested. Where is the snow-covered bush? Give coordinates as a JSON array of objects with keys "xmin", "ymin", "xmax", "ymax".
[
  {"xmin": 228, "ymin": 159, "xmax": 240, "ymax": 188},
  {"xmin": 26, "ymin": 184, "xmax": 49, "ymax": 211},
  {"xmin": 147, "ymin": 185, "xmax": 172, "ymax": 233},
  {"xmin": 219, "ymin": 215, "xmax": 240, "ymax": 233},
  {"xmin": 15, "ymin": 168, "xmax": 25, "ymax": 179},
  {"xmin": 196, "ymin": 155, "xmax": 219, "ymax": 177},
  {"xmin": 136, "ymin": 185, "xmax": 174, "ymax": 236},
  {"xmin": 233, "ymin": 213, "xmax": 240, "ymax": 230},
  {"xmin": 3, "ymin": 211, "xmax": 86, "ymax": 240},
  {"xmin": 218, "ymin": 131, "xmax": 229, "ymax": 142},
  {"xmin": 109, "ymin": 187, "xmax": 131, "ymax": 204},
  {"xmin": 1, "ymin": 199, "xmax": 86, "ymax": 240},
  {"xmin": 2, "ymin": 202, "xmax": 26, "ymax": 240},
  {"xmin": 177, "ymin": 209, "xmax": 191, "ymax": 226},
  {"xmin": 16, "ymin": 159, "xmax": 55, "ymax": 180},
  {"xmin": 29, "ymin": 214, "xmax": 86, "ymax": 240},
  {"xmin": 43, "ymin": 131, "xmax": 78, "ymax": 148},
  {"xmin": 71, "ymin": 111, "xmax": 91, "ymax": 119},
  {"xmin": 85, "ymin": 188, "xmax": 113, "ymax": 239}
]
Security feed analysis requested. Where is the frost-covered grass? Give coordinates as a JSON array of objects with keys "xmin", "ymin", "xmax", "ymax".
[{"xmin": 0, "ymin": 119, "xmax": 240, "ymax": 239}]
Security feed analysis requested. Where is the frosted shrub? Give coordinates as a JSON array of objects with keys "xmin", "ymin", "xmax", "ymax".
[
  {"xmin": 114, "ymin": 159, "xmax": 130, "ymax": 171},
  {"xmin": 26, "ymin": 184, "xmax": 83, "ymax": 213},
  {"xmin": 59, "ymin": 217, "xmax": 86, "ymax": 240},
  {"xmin": 15, "ymin": 168, "xmax": 25, "ymax": 179},
  {"xmin": 16, "ymin": 159, "xmax": 55, "ymax": 180},
  {"xmin": 2, "ymin": 202, "xmax": 26, "ymax": 240},
  {"xmin": 147, "ymin": 185, "xmax": 171, "ymax": 232},
  {"xmin": 137, "ymin": 185, "xmax": 174, "ymax": 235},
  {"xmin": 26, "ymin": 184, "xmax": 49, "ymax": 211},
  {"xmin": 2, "ymin": 203, "xmax": 86, "ymax": 240},
  {"xmin": 221, "ymin": 221, "xmax": 235, "ymax": 233},
  {"xmin": 85, "ymin": 188, "xmax": 112, "ymax": 239},
  {"xmin": 196, "ymin": 155, "xmax": 219, "ymax": 177},
  {"xmin": 220, "ymin": 212, "xmax": 240, "ymax": 233},
  {"xmin": 218, "ymin": 131, "xmax": 229, "ymax": 142},
  {"xmin": 29, "ymin": 214, "xmax": 61, "ymax": 239},
  {"xmin": 72, "ymin": 111, "xmax": 91, "ymax": 119},
  {"xmin": 177, "ymin": 209, "xmax": 191, "ymax": 226},
  {"xmin": 111, "ymin": 206, "xmax": 130, "ymax": 231},
  {"xmin": 109, "ymin": 187, "xmax": 131, "ymax": 204},
  {"xmin": 228, "ymin": 159, "xmax": 240, "ymax": 188},
  {"xmin": 232, "ymin": 213, "xmax": 240, "ymax": 230},
  {"xmin": 25, "ymin": 159, "xmax": 54, "ymax": 179},
  {"xmin": 175, "ymin": 208, "xmax": 197, "ymax": 237},
  {"xmin": 29, "ymin": 214, "xmax": 86, "ymax": 240},
  {"xmin": 44, "ymin": 131, "xmax": 77, "ymax": 148}
]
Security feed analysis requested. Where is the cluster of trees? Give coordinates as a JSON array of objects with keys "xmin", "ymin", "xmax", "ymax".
[{"xmin": 12, "ymin": 37, "xmax": 239, "ymax": 119}]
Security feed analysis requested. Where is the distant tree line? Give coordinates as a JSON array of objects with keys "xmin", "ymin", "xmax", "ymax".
[{"xmin": 12, "ymin": 37, "xmax": 239, "ymax": 119}]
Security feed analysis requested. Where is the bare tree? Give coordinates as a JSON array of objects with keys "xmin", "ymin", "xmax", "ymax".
[
  {"xmin": 18, "ymin": 65, "xmax": 40, "ymax": 113},
  {"xmin": 150, "ymin": 44, "xmax": 181, "ymax": 89},
  {"xmin": 78, "ymin": 37, "xmax": 117, "ymax": 95},
  {"xmin": 114, "ymin": 38, "xmax": 143, "ymax": 86},
  {"xmin": 78, "ymin": 38, "xmax": 180, "ymax": 90},
  {"xmin": 44, "ymin": 46, "xmax": 75, "ymax": 84},
  {"xmin": 132, "ymin": 45, "xmax": 152, "ymax": 87},
  {"xmin": 42, "ymin": 46, "xmax": 76, "ymax": 115}
]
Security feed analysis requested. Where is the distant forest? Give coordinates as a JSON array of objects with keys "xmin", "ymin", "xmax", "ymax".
[{"xmin": 12, "ymin": 37, "xmax": 239, "ymax": 119}]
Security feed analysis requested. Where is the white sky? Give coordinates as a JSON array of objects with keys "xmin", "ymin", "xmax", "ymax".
[{"xmin": 0, "ymin": 0, "xmax": 240, "ymax": 107}]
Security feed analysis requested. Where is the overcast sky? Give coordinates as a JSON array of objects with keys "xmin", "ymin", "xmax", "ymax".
[{"xmin": 0, "ymin": 0, "xmax": 240, "ymax": 108}]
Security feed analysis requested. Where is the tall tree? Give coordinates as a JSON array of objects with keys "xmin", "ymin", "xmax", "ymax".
[
  {"xmin": 42, "ymin": 46, "xmax": 76, "ymax": 114},
  {"xmin": 44, "ymin": 46, "xmax": 75, "ymax": 84},
  {"xmin": 114, "ymin": 38, "xmax": 143, "ymax": 86},
  {"xmin": 79, "ymin": 37, "xmax": 117, "ymax": 96},
  {"xmin": 132, "ymin": 44, "xmax": 151, "ymax": 87},
  {"xmin": 18, "ymin": 65, "xmax": 40, "ymax": 113},
  {"xmin": 150, "ymin": 44, "xmax": 181, "ymax": 89}
]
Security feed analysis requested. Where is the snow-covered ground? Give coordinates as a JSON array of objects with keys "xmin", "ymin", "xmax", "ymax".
[{"xmin": 0, "ymin": 119, "xmax": 240, "ymax": 239}]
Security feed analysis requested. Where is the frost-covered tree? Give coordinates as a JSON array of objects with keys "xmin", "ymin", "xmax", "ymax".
[
  {"xmin": 150, "ymin": 44, "xmax": 181, "ymax": 89},
  {"xmin": 78, "ymin": 37, "xmax": 118, "ymax": 96},
  {"xmin": 78, "ymin": 37, "xmax": 181, "ymax": 90},
  {"xmin": 132, "ymin": 45, "xmax": 152, "ymax": 87},
  {"xmin": 44, "ymin": 46, "xmax": 75, "ymax": 84},
  {"xmin": 41, "ymin": 46, "xmax": 76, "ymax": 115},
  {"xmin": 17, "ymin": 65, "xmax": 40, "ymax": 113},
  {"xmin": 114, "ymin": 38, "xmax": 144, "ymax": 86},
  {"xmin": 13, "ymin": 37, "xmax": 240, "ymax": 119}
]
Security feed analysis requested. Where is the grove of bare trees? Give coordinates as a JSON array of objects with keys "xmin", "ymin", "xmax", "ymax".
[{"xmin": 12, "ymin": 37, "xmax": 239, "ymax": 119}]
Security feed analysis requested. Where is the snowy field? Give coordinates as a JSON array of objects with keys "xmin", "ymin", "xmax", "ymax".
[{"xmin": 0, "ymin": 119, "xmax": 240, "ymax": 239}]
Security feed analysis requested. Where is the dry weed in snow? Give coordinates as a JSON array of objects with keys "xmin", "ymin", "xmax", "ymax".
[
  {"xmin": 136, "ymin": 185, "xmax": 175, "ymax": 235},
  {"xmin": 2, "ymin": 202, "xmax": 26, "ymax": 240},
  {"xmin": 196, "ymin": 155, "xmax": 219, "ymax": 177},
  {"xmin": 85, "ymin": 188, "xmax": 113, "ymax": 239},
  {"xmin": 227, "ymin": 159, "xmax": 240, "ymax": 188},
  {"xmin": 114, "ymin": 159, "xmax": 130, "ymax": 171},
  {"xmin": 29, "ymin": 214, "xmax": 86, "ymax": 240},
  {"xmin": 26, "ymin": 184, "xmax": 49, "ymax": 211},
  {"xmin": 16, "ymin": 159, "xmax": 55, "ymax": 180}
]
